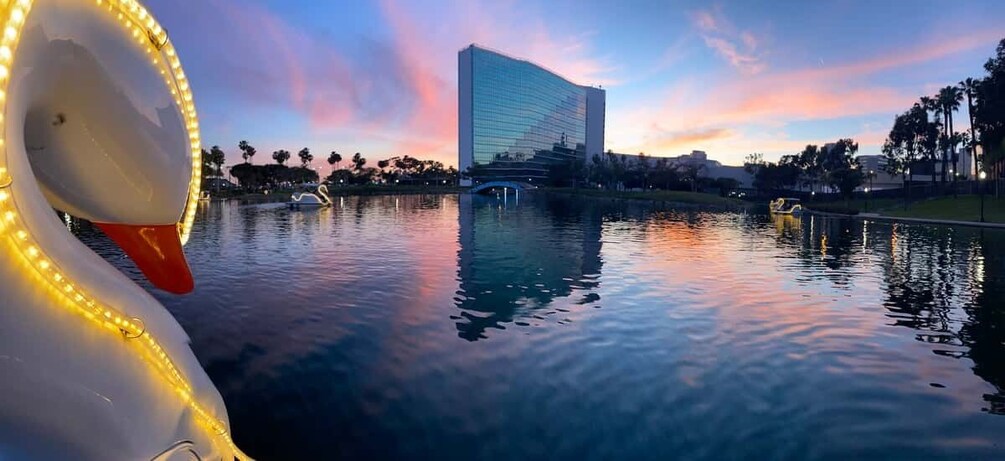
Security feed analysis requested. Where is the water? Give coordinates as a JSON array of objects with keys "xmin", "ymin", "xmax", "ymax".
[{"xmin": 72, "ymin": 193, "xmax": 1005, "ymax": 460}]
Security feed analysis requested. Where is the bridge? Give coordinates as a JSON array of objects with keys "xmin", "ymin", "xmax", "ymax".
[{"xmin": 469, "ymin": 181, "xmax": 538, "ymax": 195}]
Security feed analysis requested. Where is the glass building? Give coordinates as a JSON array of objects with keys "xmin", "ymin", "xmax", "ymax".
[{"xmin": 458, "ymin": 45, "xmax": 605, "ymax": 185}]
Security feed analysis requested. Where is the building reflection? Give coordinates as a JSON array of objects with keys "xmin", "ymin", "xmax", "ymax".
[
  {"xmin": 777, "ymin": 215, "xmax": 1005, "ymax": 414},
  {"xmin": 454, "ymin": 193, "xmax": 603, "ymax": 341}
]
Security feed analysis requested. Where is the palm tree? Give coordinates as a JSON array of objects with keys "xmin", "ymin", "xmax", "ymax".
[
  {"xmin": 298, "ymin": 147, "xmax": 313, "ymax": 168},
  {"xmin": 238, "ymin": 140, "xmax": 256, "ymax": 164},
  {"xmin": 351, "ymin": 152, "xmax": 366, "ymax": 171},
  {"xmin": 937, "ymin": 85, "xmax": 964, "ymax": 184},
  {"xmin": 272, "ymin": 149, "xmax": 290, "ymax": 165},
  {"xmin": 960, "ymin": 77, "xmax": 981, "ymax": 177},
  {"xmin": 327, "ymin": 151, "xmax": 342, "ymax": 170},
  {"xmin": 917, "ymin": 97, "xmax": 940, "ymax": 188}
]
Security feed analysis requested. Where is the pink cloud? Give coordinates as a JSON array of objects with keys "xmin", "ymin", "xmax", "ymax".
[
  {"xmin": 618, "ymin": 28, "xmax": 1000, "ymax": 163},
  {"xmin": 702, "ymin": 37, "xmax": 766, "ymax": 75},
  {"xmin": 690, "ymin": 6, "xmax": 766, "ymax": 75},
  {"xmin": 649, "ymin": 128, "xmax": 734, "ymax": 152}
]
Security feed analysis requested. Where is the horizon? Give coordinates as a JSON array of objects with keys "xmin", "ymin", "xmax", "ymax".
[{"xmin": 146, "ymin": 0, "xmax": 1005, "ymax": 168}]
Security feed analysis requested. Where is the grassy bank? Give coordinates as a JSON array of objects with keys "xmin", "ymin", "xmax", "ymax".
[
  {"xmin": 805, "ymin": 198, "xmax": 903, "ymax": 214},
  {"xmin": 808, "ymin": 195, "xmax": 1005, "ymax": 224},
  {"xmin": 546, "ymin": 187, "xmax": 753, "ymax": 210},
  {"xmin": 879, "ymin": 195, "xmax": 1005, "ymax": 224}
]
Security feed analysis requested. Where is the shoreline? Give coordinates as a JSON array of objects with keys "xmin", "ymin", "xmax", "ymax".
[
  {"xmin": 208, "ymin": 186, "xmax": 465, "ymax": 204},
  {"xmin": 808, "ymin": 210, "xmax": 1005, "ymax": 229}
]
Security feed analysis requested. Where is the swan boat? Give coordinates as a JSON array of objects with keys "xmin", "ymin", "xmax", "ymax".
[
  {"xmin": 0, "ymin": 0, "xmax": 249, "ymax": 459},
  {"xmin": 288, "ymin": 184, "xmax": 332, "ymax": 209},
  {"xmin": 769, "ymin": 197, "xmax": 804, "ymax": 215}
]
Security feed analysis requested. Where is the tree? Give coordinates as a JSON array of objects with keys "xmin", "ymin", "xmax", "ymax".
[
  {"xmin": 883, "ymin": 113, "xmax": 915, "ymax": 208},
  {"xmin": 750, "ymin": 161, "xmax": 799, "ymax": 193},
  {"xmin": 200, "ymin": 148, "xmax": 215, "ymax": 180},
  {"xmin": 298, "ymin": 147, "xmax": 313, "ymax": 168},
  {"xmin": 637, "ymin": 152, "xmax": 651, "ymax": 190},
  {"xmin": 961, "ymin": 77, "xmax": 982, "ymax": 176},
  {"xmin": 820, "ymin": 139, "xmax": 863, "ymax": 203},
  {"xmin": 678, "ymin": 162, "xmax": 706, "ymax": 192},
  {"xmin": 272, "ymin": 149, "xmax": 290, "ymax": 165},
  {"xmin": 208, "ymin": 145, "xmax": 226, "ymax": 178},
  {"xmin": 912, "ymin": 99, "xmax": 942, "ymax": 189},
  {"xmin": 351, "ymin": 152, "xmax": 366, "ymax": 171},
  {"xmin": 713, "ymin": 177, "xmax": 740, "ymax": 197},
  {"xmin": 796, "ymin": 145, "xmax": 823, "ymax": 193},
  {"xmin": 972, "ymin": 38, "xmax": 1005, "ymax": 195},
  {"xmin": 238, "ymin": 140, "xmax": 256, "ymax": 164},
  {"xmin": 936, "ymin": 85, "xmax": 964, "ymax": 182},
  {"xmin": 327, "ymin": 151, "xmax": 342, "ymax": 170},
  {"xmin": 377, "ymin": 159, "xmax": 392, "ymax": 183},
  {"xmin": 743, "ymin": 153, "xmax": 764, "ymax": 174}
]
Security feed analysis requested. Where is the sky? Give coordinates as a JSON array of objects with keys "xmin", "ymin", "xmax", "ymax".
[{"xmin": 146, "ymin": 0, "xmax": 1005, "ymax": 168}]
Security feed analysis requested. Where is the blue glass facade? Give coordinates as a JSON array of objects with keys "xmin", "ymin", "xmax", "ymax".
[{"xmin": 459, "ymin": 45, "xmax": 605, "ymax": 183}]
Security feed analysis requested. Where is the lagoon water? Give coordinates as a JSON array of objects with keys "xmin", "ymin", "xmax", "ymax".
[{"xmin": 73, "ymin": 193, "xmax": 1005, "ymax": 460}]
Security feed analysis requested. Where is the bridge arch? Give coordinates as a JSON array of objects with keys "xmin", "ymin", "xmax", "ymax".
[{"xmin": 469, "ymin": 181, "xmax": 537, "ymax": 195}]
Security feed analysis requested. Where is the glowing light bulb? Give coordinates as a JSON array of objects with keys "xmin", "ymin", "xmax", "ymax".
[{"xmin": 0, "ymin": 191, "xmax": 8, "ymax": 201}]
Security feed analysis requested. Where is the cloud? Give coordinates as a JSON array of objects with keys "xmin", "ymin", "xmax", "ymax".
[
  {"xmin": 690, "ymin": 6, "xmax": 766, "ymax": 75},
  {"xmin": 702, "ymin": 37, "xmax": 766, "ymax": 75},
  {"xmin": 617, "ymin": 28, "xmax": 1000, "ymax": 163},
  {"xmin": 649, "ymin": 128, "xmax": 733, "ymax": 152},
  {"xmin": 153, "ymin": 0, "xmax": 619, "ymax": 167}
]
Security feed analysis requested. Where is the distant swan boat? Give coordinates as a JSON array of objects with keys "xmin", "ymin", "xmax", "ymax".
[
  {"xmin": 769, "ymin": 197, "xmax": 803, "ymax": 215},
  {"xmin": 289, "ymin": 184, "xmax": 332, "ymax": 209}
]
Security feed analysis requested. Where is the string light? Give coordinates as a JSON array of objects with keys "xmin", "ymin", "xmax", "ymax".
[{"xmin": 0, "ymin": 1, "xmax": 244, "ymax": 458}]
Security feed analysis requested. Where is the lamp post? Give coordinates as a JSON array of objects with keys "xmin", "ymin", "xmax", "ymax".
[
  {"xmin": 868, "ymin": 169, "xmax": 874, "ymax": 212},
  {"xmin": 949, "ymin": 168, "xmax": 956, "ymax": 198},
  {"xmin": 980, "ymin": 171, "xmax": 987, "ymax": 222},
  {"xmin": 904, "ymin": 168, "xmax": 911, "ymax": 210}
]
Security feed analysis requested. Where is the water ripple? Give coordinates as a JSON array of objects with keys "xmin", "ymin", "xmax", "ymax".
[{"xmin": 70, "ymin": 194, "xmax": 1005, "ymax": 460}]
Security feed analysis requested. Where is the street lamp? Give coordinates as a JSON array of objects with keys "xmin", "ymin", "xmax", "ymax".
[
  {"xmin": 979, "ymin": 171, "xmax": 987, "ymax": 222},
  {"xmin": 865, "ymin": 187, "xmax": 871, "ymax": 212}
]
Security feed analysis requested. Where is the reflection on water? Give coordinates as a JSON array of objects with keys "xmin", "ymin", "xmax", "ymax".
[
  {"xmin": 454, "ymin": 194, "xmax": 604, "ymax": 340},
  {"xmin": 71, "ymin": 194, "xmax": 1005, "ymax": 460}
]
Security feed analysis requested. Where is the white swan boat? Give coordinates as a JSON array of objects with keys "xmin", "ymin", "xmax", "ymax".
[
  {"xmin": 0, "ymin": 1, "xmax": 249, "ymax": 459},
  {"xmin": 289, "ymin": 184, "xmax": 332, "ymax": 209},
  {"xmin": 769, "ymin": 197, "xmax": 804, "ymax": 215}
]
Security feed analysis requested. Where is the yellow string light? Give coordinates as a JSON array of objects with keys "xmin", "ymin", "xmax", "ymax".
[{"xmin": 0, "ymin": 0, "xmax": 247, "ymax": 458}]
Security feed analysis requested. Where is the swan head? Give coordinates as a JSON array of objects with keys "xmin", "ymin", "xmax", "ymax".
[{"xmin": 11, "ymin": 0, "xmax": 195, "ymax": 294}]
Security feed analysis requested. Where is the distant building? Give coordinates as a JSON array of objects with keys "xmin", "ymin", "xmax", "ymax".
[
  {"xmin": 855, "ymin": 154, "xmax": 902, "ymax": 190},
  {"xmin": 863, "ymin": 146, "xmax": 975, "ymax": 187},
  {"xmin": 458, "ymin": 44, "xmax": 606, "ymax": 185},
  {"xmin": 603, "ymin": 150, "xmax": 753, "ymax": 188}
]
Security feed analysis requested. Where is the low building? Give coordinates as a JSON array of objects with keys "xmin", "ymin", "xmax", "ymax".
[
  {"xmin": 603, "ymin": 150, "xmax": 753, "ymax": 188},
  {"xmin": 855, "ymin": 155, "xmax": 902, "ymax": 190}
]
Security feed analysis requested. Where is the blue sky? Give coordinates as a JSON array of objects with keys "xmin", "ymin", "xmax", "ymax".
[{"xmin": 146, "ymin": 0, "xmax": 1005, "ymax": 168}]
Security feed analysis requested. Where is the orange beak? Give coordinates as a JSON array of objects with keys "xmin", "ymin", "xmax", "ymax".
[{"xmin": 94, "ymin": 223, "xmax": 194, "ymax": 294}]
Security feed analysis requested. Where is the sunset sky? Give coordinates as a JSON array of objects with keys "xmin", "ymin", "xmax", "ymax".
[{"xmin": 146, "ymin": 0, "xmax": 1005, "ymax": 168}]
